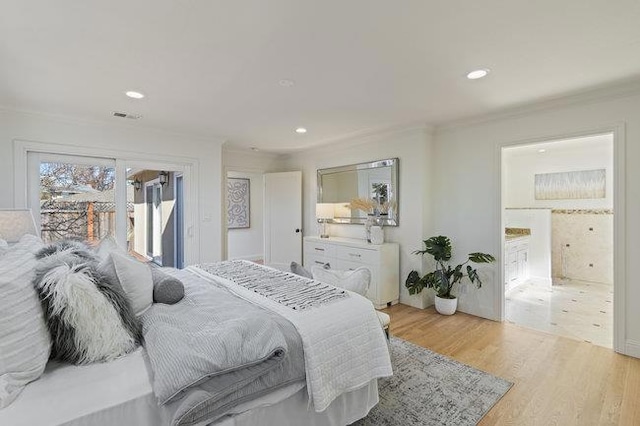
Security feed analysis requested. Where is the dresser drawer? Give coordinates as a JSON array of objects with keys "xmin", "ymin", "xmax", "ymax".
[
  {"xmin": 303, "ymin": 252, "xmax": 332, "ymax": 269},
  {"xmin": 305, "ymin": 240, "xmax": 336, "ymax": 257},
  {"xmin": 335, "ymin": 245, "xmax": 377, "ymax": 265}
]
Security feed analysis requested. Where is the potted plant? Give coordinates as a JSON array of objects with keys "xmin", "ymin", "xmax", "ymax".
[{"xmin": 405, "ymin": 235, "xmax": 495, "ymax": 315}]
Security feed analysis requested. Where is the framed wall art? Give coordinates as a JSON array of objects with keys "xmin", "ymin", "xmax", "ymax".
[
  {"xmin": 534, "ymin": 169, "xmax": 605, "ymax": 200},
  {"xmin": 227, "ymin": 177, "xmax": 250, "ymax": 229}
]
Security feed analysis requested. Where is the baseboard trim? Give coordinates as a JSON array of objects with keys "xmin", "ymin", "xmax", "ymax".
[{"xmin": 625, "ymin": 340, "xmax": 640, "ymax": 358}]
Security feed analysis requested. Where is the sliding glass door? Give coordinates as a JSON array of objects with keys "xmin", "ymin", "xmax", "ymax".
[
  {"xmin": 29, "ymin": 153, "xmax": 118, "ymax": 244},
  {"xmin": 26, "ymin": 151, "xmax": 187, "ymax": 268}
]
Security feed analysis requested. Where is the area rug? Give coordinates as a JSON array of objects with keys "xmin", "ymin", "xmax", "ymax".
[{"xmin": 352, "ymin": 337, "xmax": 512, "ymax": 426}]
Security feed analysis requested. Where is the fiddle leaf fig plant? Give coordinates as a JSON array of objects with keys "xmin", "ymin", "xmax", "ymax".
[{"xmin": 405, "ymin": 236, "xmax": 495, "ymax": 299}]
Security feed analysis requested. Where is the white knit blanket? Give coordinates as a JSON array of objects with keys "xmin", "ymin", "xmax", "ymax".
[{"xmin": 189, "ymin": 261, "xmax": 393, "ymax": 412}]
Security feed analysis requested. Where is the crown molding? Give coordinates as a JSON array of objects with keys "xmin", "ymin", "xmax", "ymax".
[
  {"xmin": 0, "ymin": 105, "xmax": 228, "ymax": 145},
  {"xmin": 436, "ymin": 77, "xmax": 640, "ymax": 133}
]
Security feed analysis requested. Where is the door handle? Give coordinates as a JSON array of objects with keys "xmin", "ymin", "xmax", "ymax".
[{"xmin": 295, "ymin": 228, "xmax": 301, "ymax": 233}]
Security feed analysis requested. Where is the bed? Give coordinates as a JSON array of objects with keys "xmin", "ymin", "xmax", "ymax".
[{"xmin": 0, "ymin": 259, "xmax": 391, "ymax": 426}]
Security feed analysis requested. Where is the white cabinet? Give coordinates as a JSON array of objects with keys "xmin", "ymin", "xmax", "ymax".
[
  {"xmin": 505, "ymin": 237, "xmax": 529, "ymax": 290},
  {"xmin": 303, "ymin": 236, "xmax": 399, "ymax": 308}
]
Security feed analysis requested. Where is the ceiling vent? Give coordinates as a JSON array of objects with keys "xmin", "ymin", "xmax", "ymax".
[{"xmin": 112, "ymin": 111, "xmax": 142, "ymax": 120}]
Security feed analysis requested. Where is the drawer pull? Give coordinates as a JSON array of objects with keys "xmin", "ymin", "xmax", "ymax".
[
  {"xmin": 349, "ymin": 253, "xmax": 361, "ymax": 258},
  {"xmin": 314, "ymin": 248, "xmax": 325, "ymax": 252},
  {"xmin": 315, "ymin": 261, "xmax": 325, "ymax": 265}
]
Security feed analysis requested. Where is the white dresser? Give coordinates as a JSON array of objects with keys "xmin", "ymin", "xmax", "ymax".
[{"xmin": 303, "ymin": 236, "xmax": 399, "ymax": 308}]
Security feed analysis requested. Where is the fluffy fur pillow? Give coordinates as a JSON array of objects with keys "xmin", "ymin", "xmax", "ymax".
[{"xmin": 33, "ymin": 241, "xmax": 142, "ymax": 365}]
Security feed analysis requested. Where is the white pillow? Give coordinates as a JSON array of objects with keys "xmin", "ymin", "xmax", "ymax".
[
  {"xmin": 0, "ymin": 234, "xmax": 51, "ymax": 408},
  {"xmin": 110, "ymin": 251, "xmax": 153, "ymax": 316},
  {"xmin": 311, "ymin": 265, "xmax": 371, "ymax": 297},
  {"xmin": 95, "ymin": 236, "xmax": 126, "ymax": 262}
]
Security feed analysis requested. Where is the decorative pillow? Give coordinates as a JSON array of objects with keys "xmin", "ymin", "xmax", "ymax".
[
  {"xmin": 0, "ymin": 234, "xmax": 51, "ymax": 408},
  {"xmin": 110, "ymin": 251, "xmax": 154, "ymax": 316},
  {"xmin": 95, "ymin": 236, "xmax": 125, "ymax": 262},
  {"xmin": 290, "ymin": 261, "xmax": 312, "ymax": 279},
  {"xmin": 94, "ymin": 236, "xmax": 128, "ymax": 290},
  {"xmin": 311, "ymin": 265, "xmax": 371, "ymax": 297},
  {"xmin": 32, "ymin": 241, "xmax": 142, "ymax": 365},
  {"xmin": 151, "ymin": 268, "xmax": 185, "ymax": 305}
]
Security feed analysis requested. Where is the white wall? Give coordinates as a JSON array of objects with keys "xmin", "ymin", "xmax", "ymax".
[
  {"xmin": 433, "ymin": 89, "xmax": 639, "ymax": 356},
  {"xmin": 0, "ymin": 108, "xmax": 224, "ymax": 263},
  {"xmin": 504, "ymin": 134, "xmax": 614, "ymax": 209},
  {"xmin": 226, "ymin": 170, "xmax": 264, "ymax": 261},
  {"xmin": 283, "ymin": 127, "xmax": 434, "ymax": 308}
]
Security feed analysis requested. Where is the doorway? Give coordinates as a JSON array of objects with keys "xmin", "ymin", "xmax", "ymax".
[{"xmin": 501, "ymin": 133, "xmax": 615, "ymax": 348}]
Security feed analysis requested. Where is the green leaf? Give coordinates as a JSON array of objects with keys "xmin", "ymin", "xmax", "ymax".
[
  {"xmin": 467, "ymin": 265, "xmax": 483, "ymax": 288},
  {"xmin": 423, "ymin": 236, "xmax": 452, "ymax": 262},
  {"xmin": 468, "ymin": 252, "xmax": 496, "ymax": 263}
]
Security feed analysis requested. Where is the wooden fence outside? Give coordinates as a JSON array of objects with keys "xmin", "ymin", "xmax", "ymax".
[{"xmin": 40, "ymin": 201, "xmax": 133, "ymax": 244}]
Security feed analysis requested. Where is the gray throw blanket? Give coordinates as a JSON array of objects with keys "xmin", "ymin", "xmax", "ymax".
[{"xmin": 142, "ymin": 268, "xmax": 305, "ymax": 426}]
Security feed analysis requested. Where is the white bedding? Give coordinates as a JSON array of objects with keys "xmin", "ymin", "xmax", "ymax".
[
  {"xmin": 1, "ymin": 262, "xmax": 387, "ymax": 425},
  {"xmin": 0, "ymin": 348, "xmax": 163, "ymax": 426},
  {"xmin": 189, "ymin": 262, "xmax": 393, "ymax": 412},
  {"xmin": 0, "ymin": 346, "xmax": 376, "ymax": 426}
]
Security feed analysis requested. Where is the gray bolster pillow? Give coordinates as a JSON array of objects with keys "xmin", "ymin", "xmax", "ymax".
[{"xmin": 151, "ymin": 268, "xmax": 185, "ymax": 305}]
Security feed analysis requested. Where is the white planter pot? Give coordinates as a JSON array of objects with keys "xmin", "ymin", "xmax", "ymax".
[{"xmin": 434, "ymin": 295, "xmax": 458, "ymax": 315}]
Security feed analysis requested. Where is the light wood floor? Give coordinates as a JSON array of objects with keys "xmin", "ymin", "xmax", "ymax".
[{"xmin": 383, "ymin": 303, "xmax": 640, "ymax": 425}]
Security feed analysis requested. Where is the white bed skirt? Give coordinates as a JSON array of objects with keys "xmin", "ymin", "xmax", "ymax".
[{"xmin": 214, "ymin": 380, "xmax": 378, "ymax": 426}]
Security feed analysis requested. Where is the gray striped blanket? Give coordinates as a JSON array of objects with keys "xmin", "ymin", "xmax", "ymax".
[
  {"xmin": 195, "ymin": 260, "xmax": 349, "ymax": 310},
  {"xmin": 142, "ymin": 268, "xmax": 305, "ymax": 426}
]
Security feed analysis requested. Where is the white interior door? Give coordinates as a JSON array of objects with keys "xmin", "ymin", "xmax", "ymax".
[{"xmin": 264, "ymin": 171, "xmax": 302, "ymax": 264}]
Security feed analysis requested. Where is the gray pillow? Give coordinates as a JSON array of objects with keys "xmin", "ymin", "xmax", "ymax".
[
  {"xmin": 151, "ymin": 268, "xmax": 185, "ymax": 305},
  {"xmin": 290, "ymin": 261, "xmax": 312, "ymax": 279}
]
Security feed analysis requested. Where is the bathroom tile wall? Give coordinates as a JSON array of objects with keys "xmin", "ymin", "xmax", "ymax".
[{"xmin": 551, "ymin": 210, "xmax": 613, "ymax": 284}]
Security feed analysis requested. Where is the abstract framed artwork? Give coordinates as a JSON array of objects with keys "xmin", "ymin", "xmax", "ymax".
[
  {"xmin": 227, "ymin": 178, "xmax": 250, "ymax": 229},
  {"xmin": 534, "ymin": 169, "xmax": 606, "ymax": 200}
]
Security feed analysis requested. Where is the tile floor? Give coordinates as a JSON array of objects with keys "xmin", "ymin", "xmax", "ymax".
[{"xmin": 505, "ymin": 278, "xmax": 613, "ymax": 348}]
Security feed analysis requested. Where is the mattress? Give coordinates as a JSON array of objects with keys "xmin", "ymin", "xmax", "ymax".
[{"xmin": 0, "ymin": 347, "xmax": 374, "ymax": 426}]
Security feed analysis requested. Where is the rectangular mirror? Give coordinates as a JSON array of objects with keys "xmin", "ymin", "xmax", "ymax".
[{"xmin": 317, "ymin": 158, "xmax": 398, "ymax": 226}]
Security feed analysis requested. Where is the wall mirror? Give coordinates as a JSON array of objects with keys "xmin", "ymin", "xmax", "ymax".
[{"xmin": 317, "ymin": 158, "xmax": 399, "ymax": 226}]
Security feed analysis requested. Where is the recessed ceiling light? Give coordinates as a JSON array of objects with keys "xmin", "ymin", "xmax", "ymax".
[
  {"xmin": 295, "ymin": 127, "xmax": 307, "ymax": 134},
  {"xmin": 466, "ymin": 69, "xmax": 490, "ymax": 80},
  {"xmin": 538, "ymin": 148, "xmax": 547, "ymax": 153},
  {"xmin": 279, "ymin": 79, "xmax": 295, "ymax": 87},
  {"xmin": 125, "ymin": 91, "xmax": 145, "ymax": 99}
]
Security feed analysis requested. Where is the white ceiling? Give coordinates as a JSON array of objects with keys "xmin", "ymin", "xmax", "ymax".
[{"xmin": 2, "ymin": 1, "xmax": 640, "ymax": 152}]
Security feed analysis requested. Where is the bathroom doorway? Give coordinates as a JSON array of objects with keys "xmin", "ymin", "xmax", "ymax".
[{"xmin": 501, "ymin": 133, "xmax": 614, "ymax": 348}]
